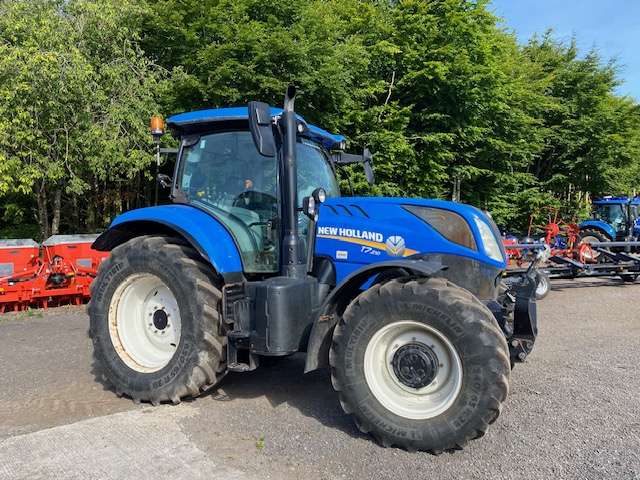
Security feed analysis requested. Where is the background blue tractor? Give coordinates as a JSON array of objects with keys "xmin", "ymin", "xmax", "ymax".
[
  {"xmin": 87, "ymin": 87, "xmax": 537, "ymax": 453},
  {"xmin": 579, "ymin": 196, "xmax": 640, "ymax": 261}
]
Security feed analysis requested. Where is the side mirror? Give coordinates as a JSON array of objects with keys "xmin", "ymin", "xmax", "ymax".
[
  {"xmin": 157, "ymin": 173, "xmax": 173, "ymax": 188},
  {"xmin": 248, "ymin": 101, "xmax": 276, "ymax": 157},
  {"xmin": 363, "ymin": 148, "xmax": 374, "ymax": 186}
]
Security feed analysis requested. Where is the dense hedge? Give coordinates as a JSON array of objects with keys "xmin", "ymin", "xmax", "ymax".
[{"xmin": 1, "ymin": 0, "xmax": 638, "ymax": 239}]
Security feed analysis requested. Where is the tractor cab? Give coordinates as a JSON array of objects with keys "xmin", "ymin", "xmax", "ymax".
[
  {"xmin": 592, "ymin": 200, "xmax": 628, "ymax": 237},
  {"xmin": 581, "ymin": 196, "xmax": 640, "ymax": 242},
  {"xmin": 168, "ymin": 125, "xmax": 340, "ymax": 273}
]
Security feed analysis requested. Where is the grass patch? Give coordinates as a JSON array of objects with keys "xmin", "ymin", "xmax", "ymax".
[{"xmin": 0, "ymin": 306, "xmax": 44, "ymax": 325}]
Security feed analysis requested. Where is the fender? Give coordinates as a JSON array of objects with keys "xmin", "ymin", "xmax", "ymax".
[
  {"xmin": 304, "ymin": 259, "xmax": 446, "ymax": 373},
  {"xmin": 92, "ymin": 205, "xmax": 244, "ymax": 283},
  {"xmin": 578, "ymin": 221, "xmax": 615, "ymax": 240}
]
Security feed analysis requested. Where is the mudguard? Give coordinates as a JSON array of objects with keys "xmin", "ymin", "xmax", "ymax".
[
  {"xmin": 92, "ymin": 205, "xmax": 244, "ymax": 283},
  {"xmin": 304, "ymin": 259, "xmax": 446, "ymax": 373},
  {"xmin": 578, "ymin": 220, "xmax": 616, "ymax": 240}
]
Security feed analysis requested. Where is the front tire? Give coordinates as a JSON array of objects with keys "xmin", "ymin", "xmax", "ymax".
[
  {"xmin": 329, "ymin": 276, "xmax": 510, "ymax": 453},
  {"xmin": 88, "ymin": 236, "xmax": 227, "ymax": 405}
]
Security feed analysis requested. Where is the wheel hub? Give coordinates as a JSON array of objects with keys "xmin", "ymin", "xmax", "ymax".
[
  {"xmin": 391, "ymin": 342, "xmax": 439, "ymax": 389},
  {"xmin": 153, "ymin": 309, "xmax": 169, "ymax": 330}
]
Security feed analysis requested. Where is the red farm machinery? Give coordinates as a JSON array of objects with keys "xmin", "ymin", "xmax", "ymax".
[
  {"xmin": 0, "ymin": 235, "xmax": 108, "ymax": 313},
  {"xmin": 503, "ymin": 206, "xmax": 640, "ymax": 296}
]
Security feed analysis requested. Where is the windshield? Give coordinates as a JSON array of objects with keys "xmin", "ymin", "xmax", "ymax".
[
  {"xmin": 297, "ymin": 139, "xmax": 341, "ymax": 202},
  {"xmin": 177, "ymin": 131, "xmax": 339, "ymax": 273},
  {"xmin": 593, "ymin": 204, "xmax": 626, "ymax": 234}
]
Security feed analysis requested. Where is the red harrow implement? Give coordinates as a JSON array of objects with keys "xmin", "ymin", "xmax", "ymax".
[{"xmin": 0, "ymin": 235, "xmax": 107, "ymax": 313}]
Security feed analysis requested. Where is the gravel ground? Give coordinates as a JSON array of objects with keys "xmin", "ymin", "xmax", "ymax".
[{"xmin": 0, "ymin": 276, "xmax": 638, "ymax": 479}]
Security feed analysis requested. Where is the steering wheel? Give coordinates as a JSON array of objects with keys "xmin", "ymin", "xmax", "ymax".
[{"xmin": 233, "ymin": 191, "xmax": 277, "ymax": 217}]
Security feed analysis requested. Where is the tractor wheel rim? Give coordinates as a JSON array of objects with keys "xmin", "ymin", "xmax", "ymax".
[
  {"xmin": 109, "ymin": 273, "xmax": 181, "ymax": 373},
  {"xmin": 364, "ymin": 320, "xmax": 463, "ymax": 420},
  {"xmin": 580, "ymin": 235, "xmax": 601, "ymax": 260}
]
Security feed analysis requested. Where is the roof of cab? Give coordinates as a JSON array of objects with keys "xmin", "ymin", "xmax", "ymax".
[
  {"xmin": 592, "ymin": 196, "xmax": 640, "ymax": 205},
  {"xmin": 166, "ymin": 107, "xmax": 345, "ymax": 150}
]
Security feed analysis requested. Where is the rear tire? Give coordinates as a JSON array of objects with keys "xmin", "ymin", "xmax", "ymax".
[
  {"xmin": 579, "ymin": 229, "xmax": 610, "ymax": 263},
  {"xmin": 88, "ymin": 236, "xmax": 227, "ymax": 405},
  {"xmin": 329, "ymin": 276, "xmax": 510, "ymax": 453}
]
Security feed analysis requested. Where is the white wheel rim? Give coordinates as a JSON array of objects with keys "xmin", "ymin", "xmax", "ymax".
[
  {"xmin": 580, "ymin": 236, "xmax": 601, "ymax": 260},
  {"xmin": 536, "ymin": 275, "xmax": 548, "ymax": 296},
  {"xmin": 109, "ymin": 273, "xmax": 181, "ymax": 373},
  {"xmin": 364, "ymin": 320, "xmax": 463, "ymax": 420}
]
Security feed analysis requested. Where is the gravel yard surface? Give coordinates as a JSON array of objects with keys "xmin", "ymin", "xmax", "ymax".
[{"xmin": 0, "ymin": 276, "xmax": 638, "ymax": 479}]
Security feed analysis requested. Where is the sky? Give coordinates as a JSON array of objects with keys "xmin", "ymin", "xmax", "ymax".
[{"xmin": 489, "ymin": 0, "xmax": 640, "ymax": 101}]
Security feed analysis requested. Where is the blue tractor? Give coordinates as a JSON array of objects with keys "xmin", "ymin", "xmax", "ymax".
[
  {"xmin": 579, "ymin": 196, "xmax": 640, "ymax": 261},
  {"xmin": 88, "ymin": 87, "xmax": 537, "ymax": 453}
]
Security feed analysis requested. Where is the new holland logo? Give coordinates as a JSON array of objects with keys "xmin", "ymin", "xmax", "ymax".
[{"xmin": 385, "ymin": 236, "xmax": 406, "ymax": 257}]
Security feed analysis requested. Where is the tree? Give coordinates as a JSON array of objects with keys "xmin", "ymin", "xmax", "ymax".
[
  {"xmin": 520, "ymin": 33, "xmax": 640, "ymax": 214},
  {"xmin": 0, "ymin": 0, "xmax": 162, "ymax": 239}
]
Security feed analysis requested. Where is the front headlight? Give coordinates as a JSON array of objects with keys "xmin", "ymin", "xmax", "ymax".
[
  {"xmin": 403, "ymin": 205, "xmax": 477, "ymax": 251},
  {"xmin": 474, "ymin": 217, "xmax": 505, "ymax": 262}
]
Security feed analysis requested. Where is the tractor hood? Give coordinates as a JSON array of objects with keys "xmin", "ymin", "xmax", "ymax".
[{"xmin": 315, "ymin": 197, "xmax": 507, "ymax": 299}]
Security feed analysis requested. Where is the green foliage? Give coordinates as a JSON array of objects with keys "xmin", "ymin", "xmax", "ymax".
[
  {"xmin": 1, "ymin": 0, "xmax": 639, "ymax": 236},
  {"xmin": 0, "ymin": 0, "xmax": 163, "ymax": 239}
]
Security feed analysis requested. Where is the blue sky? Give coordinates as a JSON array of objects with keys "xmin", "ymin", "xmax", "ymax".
[{"xmin": 489, "ymin": 0, "xmax": 640, "ymax": 101}]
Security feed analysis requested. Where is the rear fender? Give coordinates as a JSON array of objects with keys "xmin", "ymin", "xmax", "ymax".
[
  {"xmin": 579, "ymin": 221, "xmax": 615, "ymax": 240},
  {"xmin": 304, "ymin": 259, "xmax": 446, "ymax": 373},
  {"xmin": 93, "ymin": 205, "xmax": 244, "ymax": 283}
]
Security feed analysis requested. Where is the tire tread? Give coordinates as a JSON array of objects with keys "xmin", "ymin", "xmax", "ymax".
[{"xmin": 329, "ymin": 276, "xmax": 510, "ymax": 453}]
